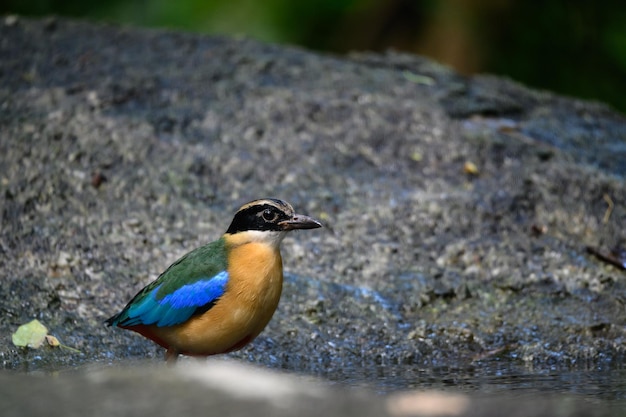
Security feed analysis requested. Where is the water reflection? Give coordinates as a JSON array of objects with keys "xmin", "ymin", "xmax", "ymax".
[{"xmin": 327, "ymin": 360, "xmax": 626, "ymax": 403}]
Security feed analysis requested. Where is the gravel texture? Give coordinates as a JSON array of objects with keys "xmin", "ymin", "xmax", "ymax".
[{"xmin": 1, "ymin": 16, "xmax": 625, "ymax": 383}]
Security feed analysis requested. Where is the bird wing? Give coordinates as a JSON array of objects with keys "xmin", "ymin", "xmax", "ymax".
[{"xmin": 107, "ymin": 238, "xmax": 229, "ymax": 328}]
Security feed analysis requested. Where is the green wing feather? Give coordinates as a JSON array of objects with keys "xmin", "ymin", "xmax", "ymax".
[
  {"xmin": 152, "ymin": 237, "xmax": 228, "ymax": 297},
  {"xmin": 106, "ymin": 237, "xmax": 229, "ymax": 327}
]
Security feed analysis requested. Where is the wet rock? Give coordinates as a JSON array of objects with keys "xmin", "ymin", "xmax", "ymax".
[
  {"xmin": 0, "ymin": 15, "xmax": 625, "ymax": 391},
  {"xmin": 0, "ymin": 360, "xmax": 615, "ymax": 417}
]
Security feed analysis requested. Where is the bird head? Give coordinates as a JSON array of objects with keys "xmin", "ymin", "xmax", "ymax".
[{"xmin": 225, "ymin": 198, "xmax": 322, "ymax": 247}]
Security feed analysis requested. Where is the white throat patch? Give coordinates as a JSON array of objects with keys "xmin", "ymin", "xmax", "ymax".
[{"xmin": 236, "ymin": 230, "xmax": 288, "ymax": 248}]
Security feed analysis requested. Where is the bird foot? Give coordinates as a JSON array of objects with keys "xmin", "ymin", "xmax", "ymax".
[{"xmin": 165, "ymin": 349, "xmax": 179, "ymax": 364}]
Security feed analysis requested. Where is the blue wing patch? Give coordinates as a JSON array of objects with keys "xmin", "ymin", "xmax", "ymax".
[{"xmin": 122, "ymin": 271, "xmax": 229, "ymax": 327}]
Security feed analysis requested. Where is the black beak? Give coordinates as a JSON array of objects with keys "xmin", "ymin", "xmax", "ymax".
[{"xmin": 279, "ymin": 214, "xmax": 323, "ymax": 231}]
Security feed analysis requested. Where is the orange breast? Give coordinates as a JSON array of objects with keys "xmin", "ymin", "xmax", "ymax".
[{"xmin": 139, "ymin": 241, "xmax": 284, "ymax": 356}]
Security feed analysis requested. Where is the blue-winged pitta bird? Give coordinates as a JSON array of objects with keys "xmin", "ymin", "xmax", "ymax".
[{"xmin": 106, "ymin": 198, "xmax": 322, "ymax": 362}]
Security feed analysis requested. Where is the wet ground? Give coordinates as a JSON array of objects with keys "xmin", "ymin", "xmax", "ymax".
[{"xmin": 1, "ymin": 16, "xmax": 626, "ymax": 412}]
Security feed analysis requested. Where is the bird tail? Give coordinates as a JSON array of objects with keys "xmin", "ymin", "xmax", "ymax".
[{"xmin": 104, "ymin": 314, "xmax": 119, "ymax": 327}]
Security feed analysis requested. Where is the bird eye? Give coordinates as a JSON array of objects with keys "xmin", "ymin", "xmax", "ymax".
[{"xmin": 262, "ymin": 209, "xmax": 277, "ymax": 222}]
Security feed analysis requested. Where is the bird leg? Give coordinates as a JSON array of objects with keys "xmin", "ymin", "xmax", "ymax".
[{"xmin": 165, "ymin": 348, "xmax": 179, "ymax": 364}]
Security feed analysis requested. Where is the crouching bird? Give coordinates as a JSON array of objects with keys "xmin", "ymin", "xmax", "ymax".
[{"xmin": 106, "ymin": 198, "xmax": 322, "ymax": 362}]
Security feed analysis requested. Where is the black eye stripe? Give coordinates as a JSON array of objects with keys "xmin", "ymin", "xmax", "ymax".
[{"xmin": 226, "ymin": 203, "xmax": 292, "ymax": 234}]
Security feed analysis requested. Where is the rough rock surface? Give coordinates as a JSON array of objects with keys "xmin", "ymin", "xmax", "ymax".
[{"xmin": 1, "ymin": 16, "xmax": 626, "ymax": 411}]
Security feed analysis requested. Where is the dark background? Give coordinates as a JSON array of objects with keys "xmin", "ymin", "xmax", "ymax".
[{"xmin": 3, "ymin": 0, "xmax": 626, "ymax": 114}]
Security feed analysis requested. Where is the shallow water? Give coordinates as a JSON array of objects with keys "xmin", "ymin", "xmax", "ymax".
[{"xmin": 332, "ymin": 360, "xmax": 626, "ymax": 407}]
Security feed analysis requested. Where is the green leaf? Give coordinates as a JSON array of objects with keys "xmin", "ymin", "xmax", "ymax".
[{"xmin": 12, "ymin": 319, "xmax": 48, "ymax": 349}]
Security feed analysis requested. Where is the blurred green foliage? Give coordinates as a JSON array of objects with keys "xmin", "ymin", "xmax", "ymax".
[{"xmin": 3, "ymin": 0, "xmax": 626, "ymax": 113}]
